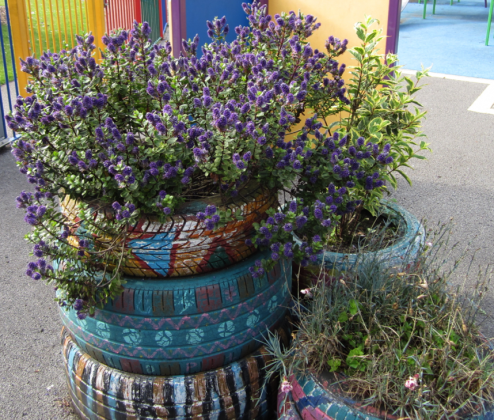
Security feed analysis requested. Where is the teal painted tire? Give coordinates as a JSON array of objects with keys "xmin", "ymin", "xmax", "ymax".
[
  {"xmin": 61, "ymin": 325, "xmax": 290, "ymax": 420},
  {"xmin": 60, "ymin": 253, "xmax": 292, "ymax": 376},
  {"xmin": 295, "ymin": 200, "xmax": 425, "ymax": 273},
  {"xmin": 288, "ymin": 371, "xmax": 494, "ymax": 420}
]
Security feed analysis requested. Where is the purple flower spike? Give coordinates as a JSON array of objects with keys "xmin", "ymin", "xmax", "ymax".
[
  {"xmin": 322, "ymin": 219, "xmax": 331, "ymax": 227},
  {"xmin": 274, "ymin": 213, "xmax": 285, "ymax": 224},
  {"xmin": 205, "ymin": 205, "xmax": 217, "ymax": 216}
]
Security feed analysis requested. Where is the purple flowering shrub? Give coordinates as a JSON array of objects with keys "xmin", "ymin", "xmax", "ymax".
[
  {"xmin": 248, "ymin": 116, "xmax": 394, "ymax": 275},
  {"xmin": 8, "ymin": 3, "xmax": 421, "ymax": 314},
  {"xmin": 249, "ymin": 19, "xmax": 430, "ymax": 275}
]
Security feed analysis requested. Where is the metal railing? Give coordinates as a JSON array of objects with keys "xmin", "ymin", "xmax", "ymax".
[
  {"xmin": 0, "ymin": 0, "xmax": 20, "ymax": 146},
  {"xmin": 1, "ymin": 0, "xmax": 166, "ymax": 147},
  {"xmin": 24, "ymin": 0, "xmax": 89, "ymax": 58},
  {"xmin": 105, "ymin": 0, "xmax": 141, "ymax": 36}
]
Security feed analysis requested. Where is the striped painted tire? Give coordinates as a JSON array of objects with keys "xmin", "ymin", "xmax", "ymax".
[
  {"xmin": 61, "ymin": 323, "xmax": 291, "ymax": 420},
  {"xmin": 61, "ymin": 181, "xmax": 277, "ymax": 278},
  {"xmin": 287, "ymin": 371, "xmax": 494, "ymax": 420},
  {"xmin": 60, "ymin": 253, "xmax": 292, "ymax": 376},
  {"xmin": 294, "ymin": 200, "xmax": 425, "ymax": 273}
]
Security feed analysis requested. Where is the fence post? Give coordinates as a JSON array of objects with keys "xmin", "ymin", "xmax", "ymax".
[
  {"xmin": 8, "ymin": 0, "xmax": 30, "ymax": 96},
  {"xmin": 134, "ymin": 0, "xmax": 142, "ymax": 22},
  {"xmin": 86, "ymin": 0, "xmax": 106, "ymax": 60}
]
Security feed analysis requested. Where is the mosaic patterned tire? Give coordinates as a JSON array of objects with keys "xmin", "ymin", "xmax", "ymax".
[
  {"xmin": 294, "ymin": 200, "xmax": 425, "ymax": 273},
  {"xmin": 61, "ymin": 181, "xmax": 277, "ymax": 278},
  {"xmin": 60, "ymin": 252, "xmax": 292, "ymax": 376},
  {"xmin": 61, "ymin": 323, "xmax": 291, "ymax": 420},
  {"xmin": 286, "ymin": 371, "xmax": 494, "ymax": 420}
]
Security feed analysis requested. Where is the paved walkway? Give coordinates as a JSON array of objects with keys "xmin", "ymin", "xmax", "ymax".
[
  {"xmin": 1, "ymin": 74, "xmax": 494, "ymax": 418},
  {"xmin": 391, "ymin": 73, "xmax": 494, "ymax": 341}
]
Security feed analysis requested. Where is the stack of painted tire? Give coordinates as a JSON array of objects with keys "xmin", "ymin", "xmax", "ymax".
[{"xmin": 60, "ymin": 185, "xmax": 293, "ymax": 419}]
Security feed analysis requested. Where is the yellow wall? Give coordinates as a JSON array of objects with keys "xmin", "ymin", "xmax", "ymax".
[
  {"xmin": 268, "ymin": 0, "xmax": 390, "ymax": 68},
  {"xmin": 268, "ymin": 0, "xmax": 390, "ymax": 131}
]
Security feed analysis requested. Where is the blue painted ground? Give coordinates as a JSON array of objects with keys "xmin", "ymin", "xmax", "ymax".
[{"xmin": 399, "ymin": 0, "xmax": 494, "ymax": 79}]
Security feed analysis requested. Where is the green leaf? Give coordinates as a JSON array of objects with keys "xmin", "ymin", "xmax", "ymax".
[
  {"xmin": 356, "ymin": 27, "xmax": 366, "ymax": 41},
  {"xmin": 349, "ymin": 299, "xmax": 359, "ymax": 316},
  {"xmin": 396, "ymin": 170, "xmax": 412, "ymax": 186},
  {"xmin": 366, "ymin": 31, "xmax": 378, "ymax": 43},
  {"xmin": 346, "ymin": 346, "xmax": 365, "ymax": 369},
  {"xmin": 235, "ymin": 209, "xmax": 244, "ymax": 221},
  {"xmin": 327, "ymin": 358, "xmax": 342, "ymax": 372},
  {"xmin": 449, "ymin": 330, "xmax": 460, "ymax": 345},
  {"xmin": 338, "ymin": 312, "xmax": 349, "ymax": 323},
  {"xmin": 349, "ymin": 50, "xmax": 362, "ymax": 62}
]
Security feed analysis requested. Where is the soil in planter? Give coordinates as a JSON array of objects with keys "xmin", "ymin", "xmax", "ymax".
[{"xmin": 324, "ymin": 209, "xmax": 403, "ymax": 254}]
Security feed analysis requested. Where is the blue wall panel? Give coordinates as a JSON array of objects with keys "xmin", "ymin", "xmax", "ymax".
[{"xmin": 185, "ymin": 0, "xmax": 254, "ymax": 47}]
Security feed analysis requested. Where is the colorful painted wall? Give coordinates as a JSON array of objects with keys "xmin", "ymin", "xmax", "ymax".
[{"xmin": 167, "ymin": 0, "xmax": 400, "ymax": 58}]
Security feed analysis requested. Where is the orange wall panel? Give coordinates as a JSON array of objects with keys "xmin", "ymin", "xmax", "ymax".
[
  {"xmin": 268, "ymin": 0, "xmax": 392, "ymax": 129},
  {"xmin": 268, "ymin": 0, "xmax": 390, "ymax": 68}
]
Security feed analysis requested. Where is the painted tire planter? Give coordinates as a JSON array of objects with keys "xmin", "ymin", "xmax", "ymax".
[
  {"xmin": 281, "ymin": 371, "xmax": 494, "ymax": 420},
  {"xmin": 294, "ymin": 200, "xmax": 425, "ymax": 273},
  {"xmin": 62, "ymin": 324, "xmax": 290, "ymax": 420},
  {"xmin": 277, "ymin": 389, "xmax": 301, "ymax": 420},
  {"xmin": 61, "ymin": 181, "xmax": 277, "ymax": 278},
  {"xmin": 60, "ymin": 252, "xmax": 292, "ymax": 376}
]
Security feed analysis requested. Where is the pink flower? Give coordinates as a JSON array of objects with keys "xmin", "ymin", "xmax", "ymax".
[
  {"xmin": 405, "ymin": 374, "xmax": 419, "ymax": 390},
  {"xmin": 280, "ymin": 378, "xmax": 293, "ymax": 393},
  {"xmin": 300, "ymin": 288, "xmax": 313, "ymax": 298},
  {"xmin": 426, "ymin": 241, "xmax": 433, "ymax": 247}
]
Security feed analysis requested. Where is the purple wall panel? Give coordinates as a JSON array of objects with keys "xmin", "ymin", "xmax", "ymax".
[
  {"xmin": 171, "ymin": 0, "xmax": 182, "ymax": 57},
  {"xmin": 180, "ymin": 0, "xmax": 187, "ymax": 41},
  {"xmin": 386, "ymin": 0, "xmax": 402, "ymax": 54}
]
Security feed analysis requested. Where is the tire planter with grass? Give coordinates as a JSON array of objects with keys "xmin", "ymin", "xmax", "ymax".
[
  {"xmin": 59, "ymin": 251, "xmax": 292, "ymax": 376},
  {"xmin": 278, "ymin": 371, "xmax": 494, "ymax": 420},
  {"xmin": 61, "ymin": 322, "xmax": 291, "ymax": 420},
  {"xmin": 294, "ymin": 200, "xmax": 425, "ymax": 274},
  {"xmin": 61, "ymin": 181, "xmax": 277, "ymax": 278}
]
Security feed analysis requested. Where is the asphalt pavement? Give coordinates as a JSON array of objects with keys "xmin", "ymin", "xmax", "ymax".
[{"xmin": 1, "ymin": 74, "xmax": 494, "ymax": 419}]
